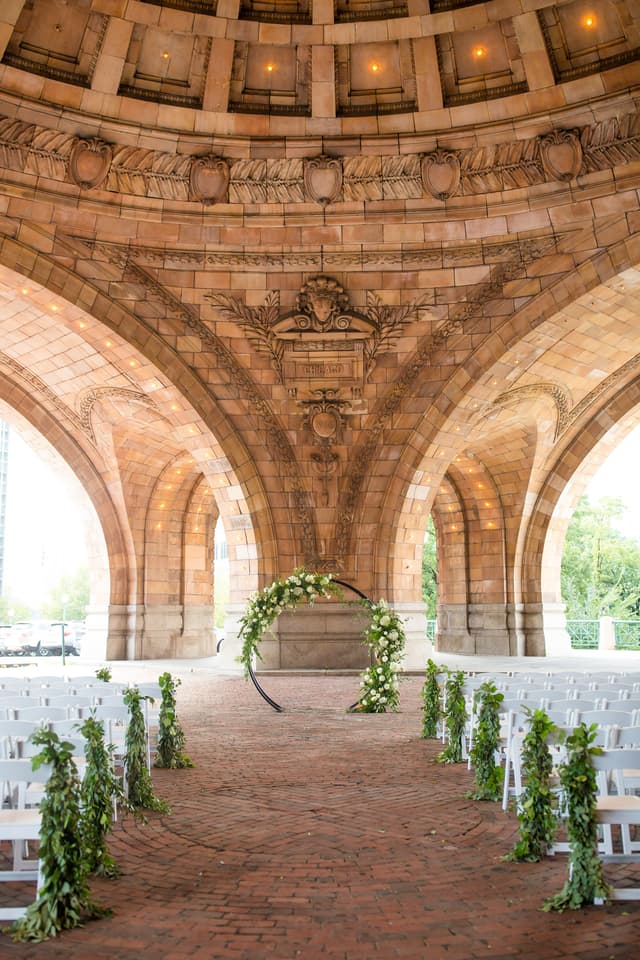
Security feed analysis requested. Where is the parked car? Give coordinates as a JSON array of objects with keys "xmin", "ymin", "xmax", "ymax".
[
  {"xmin": 0, "ymin": 624, "xmax": 25, "ymax": 656},
  {"xmin": 38, "ymin": 622, "xmax": 81, "ymax": 657}
]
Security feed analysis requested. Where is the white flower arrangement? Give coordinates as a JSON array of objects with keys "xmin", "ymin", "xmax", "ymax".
[
  {"xmin": 353, "ymin": 599, "xmax": 406, "ymax": 714},
  {"xmin": 238, "ymin": 568, "xmax": 337, "ymax": 675}
]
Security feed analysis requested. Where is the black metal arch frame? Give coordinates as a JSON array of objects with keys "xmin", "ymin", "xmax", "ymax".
[{"xmin": 247, "ymin": 578, "xmax": 370, "ymax": 712}]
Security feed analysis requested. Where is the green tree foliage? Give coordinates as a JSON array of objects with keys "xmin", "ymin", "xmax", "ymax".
[
  {"xmin": 43, "ymin": 568, "xmax": 90, "ymax": 621},
  {"xmin": 561, "ymin": 496, "xmax": 640, "ymax": 619},
  {"xmin": 421, "ymin": 516, "xmax": 437, "ymax": 618}
]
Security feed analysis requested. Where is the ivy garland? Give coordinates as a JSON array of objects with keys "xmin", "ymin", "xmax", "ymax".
[
  {"xmin": 11, "ymin": 730, "xmax": 108, "ymax": 943},
  {"xmin": 154, "ymin": 672, "xmax": 193, "ymax": 769},
  {"xmin": 542, "ymin": 723, "xmax": 610, "ymax": 911},
  {"xmin": 123, "ymin": 687, "xmax": 171, "ymax": 817},
  {"xmin": 420, "ymin": 658, "xmax": 442, "ymax": 738},
  {"xmin": 353, "ymin": 599, "xmax": 406, "ymax": 713},
  {"xmin": 238, "ymin": 568, "xmax": 339, "ymax": 675},
  {"xmin": 437, "ymin": 670, "xmax": 467, "ymax": 764},
  {"xmin": 468, "ymin": 681, "xmax": 504, "ymax": 801},
  {"xmin": 504, "ymin": 708, "xmax": 559, "ymax": 862},
  {"xmin": 95, "ymin": 666, "xmax": 112, "ymax": 682},
  {"xmin": 79, "ymin": 716, "xmax": 130, "ymax": 878}
]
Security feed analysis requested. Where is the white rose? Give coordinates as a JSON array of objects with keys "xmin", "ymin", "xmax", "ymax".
[{"xmin": 380, "ymin": 615, "xmax": 390, "ymax": 627}]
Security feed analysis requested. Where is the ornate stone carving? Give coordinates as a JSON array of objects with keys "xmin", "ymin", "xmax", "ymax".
[
  {"xmin": 207, "ymin": 275, "xmax": 429, "ymax": 399},
  {"xmin": 0, "ymin": 112, "xmax": 639, "ymax": 203},
  {"xmin": 539, "ymin": 129, "xmax": 583, "ymax": 182},
  {"xmin": 189, "ymin": 155, "xmax": 229, "ymax": 205},
  {"xmin": 421, "ymin": 149, "xmax": 461, "ymax": 200},
  {"xmin": 493, "ymin": 383, "xmax": 571, "ymax": 440},
  {"xmin": 301, "ymin": 388, "xmax": 349, "ymax": 506},
  {"xmin": 68, "ymin": 138, "xmax": 112, "ymax": 190},
  {"xmin": 303, "ymin": 155, "xmax": 343, "ymax": 206}
]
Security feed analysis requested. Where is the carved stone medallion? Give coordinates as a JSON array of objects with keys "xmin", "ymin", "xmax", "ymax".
[
  {"xmin": 189, "ymin": 155, "xmax": 230, "ymax": 205},
  {"xmin": 303, "ymin": 155, "xmax": 343, "ymax": 206},
  {"xmin": 421, "ymin": 149, "xmax": 461, "ymax": 200},
  {"xmin": 539, "ymin": 130, "xmax": 583, "ymax": 182},
  {"xmin": 68, "ymin": 138, "xmax": 112, "ymax": 190}
]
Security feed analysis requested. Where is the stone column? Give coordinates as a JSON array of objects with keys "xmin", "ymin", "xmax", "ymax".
[
  {"xmin": 179, "ymin": 604, "xmax": 216, "ymax": 658},
  {"xmin": 106, "ymin": 603, "xmax": 140, "ymax": 660},
  {"xmin": 392, "ymin": 601, "xmax": 431, "ymax": 671},
  {"xmin": 139, "ymin": 604, "xmax": 183, "ymax": 659},
  {"xmin": 435, "ymin": 603, "xmax": 473, "ymax": 654},
  {"xmin": 521, "ymin": 602, "xmax": 547, "ymax": 657},
  {"xmin": 543, "ymin": 602, "xmax": 573, "ymax": 656},
  {"xmin": 468, "ymin": 603, "xmax": 512, "ymax": 656}
]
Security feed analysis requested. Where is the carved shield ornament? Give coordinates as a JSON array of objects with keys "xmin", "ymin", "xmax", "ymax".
[
  {"xmin": 540, "ymin": 130, "xmax": 583, "ymax": 182},
  {"xmin": 421, "ymin": 149, "xmax": 461, "ymax": 201},
  {"xmin": 189, "ymin": 155, "xmax": 230, "ymax": 205},
  {"xmin": 68, "ymin": 138, "xmax": 112, "ymax": 190},
  {"xmin": 303, "ymin": 155, "xmax": 343, "ymax": 206}
]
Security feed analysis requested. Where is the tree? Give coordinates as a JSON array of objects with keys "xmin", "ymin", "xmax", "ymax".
[
  {"xmin": 43, "ymin": 567, "xmax": 90, "ymax": 621},
  {"xmin": 422, "ymin": 516, "xmax": 438, "ymax": 618},
  {"xmin": 561, "ymin": 496, "xmax": 640, "ymax": 619}
]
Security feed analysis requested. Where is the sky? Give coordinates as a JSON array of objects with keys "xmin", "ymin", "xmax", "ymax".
[{"xmin": 1, "ymin": 422, "xmax": 639, "ymax": 606}]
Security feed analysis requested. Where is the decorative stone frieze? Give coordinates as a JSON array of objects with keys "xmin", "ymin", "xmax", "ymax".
[
  {"xmin": 68, "ymin": 138, "xmax": 112, "ymax": 190},
  {"xmin": 0, "ymin": 112, "xmax": 638, "ymax": 204}
]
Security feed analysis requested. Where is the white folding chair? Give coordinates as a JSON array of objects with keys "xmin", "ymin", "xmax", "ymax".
[
  {"xmin": 0, "ymin": 758, "xmax": 52, "ymax": 919},
  {"xmin": 592, "ymin": 748, "xmax": 640, "ymax": 901}
]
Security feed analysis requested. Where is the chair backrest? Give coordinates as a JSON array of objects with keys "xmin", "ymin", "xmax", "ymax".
[
  {"xmin": 12, "ymin": 705, "xmax": 71, "ymax": 723},
  {"xmin": 573, "ymin": 709, "xmax": 634, "ymax": 728},
  {"xmin": 591, "ymin": 748, "xmax": 640, "ymax": 794},
  {"xmin": 609, "ymin": 725, "xmax": 640, "ymax": 748}
]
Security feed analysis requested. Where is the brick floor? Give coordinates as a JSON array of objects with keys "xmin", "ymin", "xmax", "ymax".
[{"xmin": 0, "ymin": 668, "xmax": 639, "ymax": 959}]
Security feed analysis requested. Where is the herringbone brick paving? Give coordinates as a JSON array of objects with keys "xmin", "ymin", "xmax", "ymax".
[{"xmin": 1, "ymin": 668, "xmax": 639, "ymax": 959}]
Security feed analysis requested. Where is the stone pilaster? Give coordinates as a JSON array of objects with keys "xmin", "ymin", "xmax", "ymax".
[
  {"xmin": 435, "ymin": 603, "xmax": 473, "ymax": 654},
  {"xmin": 179, "ymin": 604, "xmax": 216, "ymax": 658},
  {"xmin": 468, "ymin": 603, "xmax": 512, "ymax": 656}
]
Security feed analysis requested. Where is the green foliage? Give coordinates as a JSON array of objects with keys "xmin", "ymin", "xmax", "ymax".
[
  {"xmin": 354, "ymin": 600, "xmax": 406, "ymax": 713},
  {"xmin": 95, "ymin": 666, "xmax": 112, "ymax": 682},
  {"xmin": 123, "ymin": 687, "xmax": 171, "ymax": 816},
  {"xmin": 468, "ymin": 682, "xmax": 504, "ymax": 801},
  {"xmin": 504, "ymin": 709, "xmax": 558, "ymax": 862},
  {"xmin": 0, "ymin": 597, "xmax": 32, "ymax": 622},
  {"xmin": 11, "ymin": 729, "xmax": 107, "ymax": 942},
  {"xmin": 421, "ymin": 659, "xmax": 441, "ymax": 739},
  {"xmin": 437, "ymin": 671, "xmax": 467, "ymax": 764},
  {"xmin": 154, "ymin": 672, "xmax": 193, "ymax": 769},
  {"xmin": 562, "ymin": 496, "xmax": 640, "ymax": 619},
  {"xmin": 421, "ymin": 516, "xmax": 438, "ymax": 619},
  {"xmin": 43, "ymin": 568, "xmax": 90, "ymax": 621},
  {"xmin": 238, "ymin": 569, "xmax": 339, "ymax": 675},
  {"xmin": 542, "ymin": 723, "xmax": 610, "ymax": 911},
  {"xmin": 79, "ymin": 717, "xmax": 130, "ymax": 878}
]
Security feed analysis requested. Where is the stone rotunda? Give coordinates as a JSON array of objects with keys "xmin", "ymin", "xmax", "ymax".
[{"xmin": 0, "ymin": 0, "xmax": 639, "ymax": 668}]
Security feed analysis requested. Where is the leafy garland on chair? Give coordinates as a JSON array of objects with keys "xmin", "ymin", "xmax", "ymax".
[
  {"xmin": 123, "ymin": 687, "xmax": 171, "ymax": 816},
  {"xmin": 11, "ymin": 730, "xmax": 109, "ymax": 943},
  {"xmin": 154, "ymin": 672, "xmax": 193, "ymax": 769},
  {"xmin": 421, "ymin": 659, "xmax": 442, "ymax": 738},
  {"xmin": 80, "ymin": 716, "xmax": 131, "ymax": 878},
  {"xmin": 437, "ymin": 670, "xmax": 467, "ymax": 763},
  {"xmin": 542, "ymin": 723, "xmax": 610, "ymax": 911},
  {"xmin": 504, "ymin": 708, "xmax": 559, "ymax": 862},
  {"xmin": 238, "ymin": 569, "xmax": 339, "ymax": 675},
  {"xmin": 352, "ymin": 599, "xmax": 406, "ymax": 713},
  {"xmin": 467, "ymin": 681, "xmax": 504, "ymax": 801}
]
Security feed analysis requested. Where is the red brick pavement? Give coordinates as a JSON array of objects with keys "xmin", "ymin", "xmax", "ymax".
[{"xmin": 0, "ymin": 669, "xmax": 639, "ymax": 960}]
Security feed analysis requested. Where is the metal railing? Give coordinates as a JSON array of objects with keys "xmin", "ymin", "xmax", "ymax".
[
  {"xmin": 614, "ymin": 620, "xmax": 640, "ymax": 650},
  {"xmin": 566, "ymin": 620, "xmax": 599, "ymax": 650},
  {"xmin": 426, "ymin": 620, "xmax": 437, "ymax": 643}
]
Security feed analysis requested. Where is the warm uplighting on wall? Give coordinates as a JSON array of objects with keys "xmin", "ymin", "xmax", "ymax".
[
  {"xmin": 78, "ymin": 321, "xmax": 86, "ymax": 329},
  {"xmin": 484, "ymin": 501, "xmax": 492, "ymax": 508},
  {"xmin": 162, "ymin": 51, "xmax": 170, "ymax": 60},
  {"xmin": 265, "ymin": 63, "xmax": 275, "ymax": 73},
  {"xmin": 20, "ymin": 286, "xmax": 29, "ymax": 295},
  {"xmin": 50, "ymin": 304, "xmax": 59, "ymax": 312},
  {"xmin": 370, "ymin": 62, "xmax": 381, "ymax": 74},
  {"xmin": 473, "ymin": 46, "xmax": 487, "ymax": 60},
  {"xmin": 129, "ymin": 359, "xmax": 136, "ymax": 367},
  {"xmin": 583, "ymin": 13, "xmax": 596, "ymax": 29},
  {"xmin": 105, "ymin": 339, "xmax": 112, "ymax": 347}
]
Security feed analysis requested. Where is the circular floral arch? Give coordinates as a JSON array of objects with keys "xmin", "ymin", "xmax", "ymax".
[{"xmin": 238, "ymin": 569, "xmax": 406, "ymax": 712}]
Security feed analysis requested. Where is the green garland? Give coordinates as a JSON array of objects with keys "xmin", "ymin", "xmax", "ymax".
[
  {"xmin": 437, "ymin": 670, "xmax": 467, "ymax": 764},
  {"xmin": 154, "ymin": 672, "xmax": 193, "ymax": 769},
  {"xmin": 95, "ymin": 666, "xmax": 112, "ymax": 682},
  {"xmin": 468, "ymin": 681, "xmax": 504, "ymax": 801},
  {"xmin": 11, "ymin": 730, "xmax": 108, "ymax": 942},
  {"xmin": 420, "ymin": 658, "xmax": 442, "ymax": 738},
  {"xmin": 238, "ymin": 568, "xmax": 339, "ymax": 675},
  {"xmin": 543, "ymin": 723, "xmax": 610, "ymax": 911},
  {"xmin": 123, "ymin": 687, "xmax": 171, "ymax": 816},
  {"xmin": 353, "ymin": 599, "xmax": 406, "ymax": 713},
  {"xmin": 80, "ymin": 716, "xmax": 130, "ymax": 878},
  {"xmin": 504, "ymin": 708, "xmax": 559, "ymax": 862}
]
